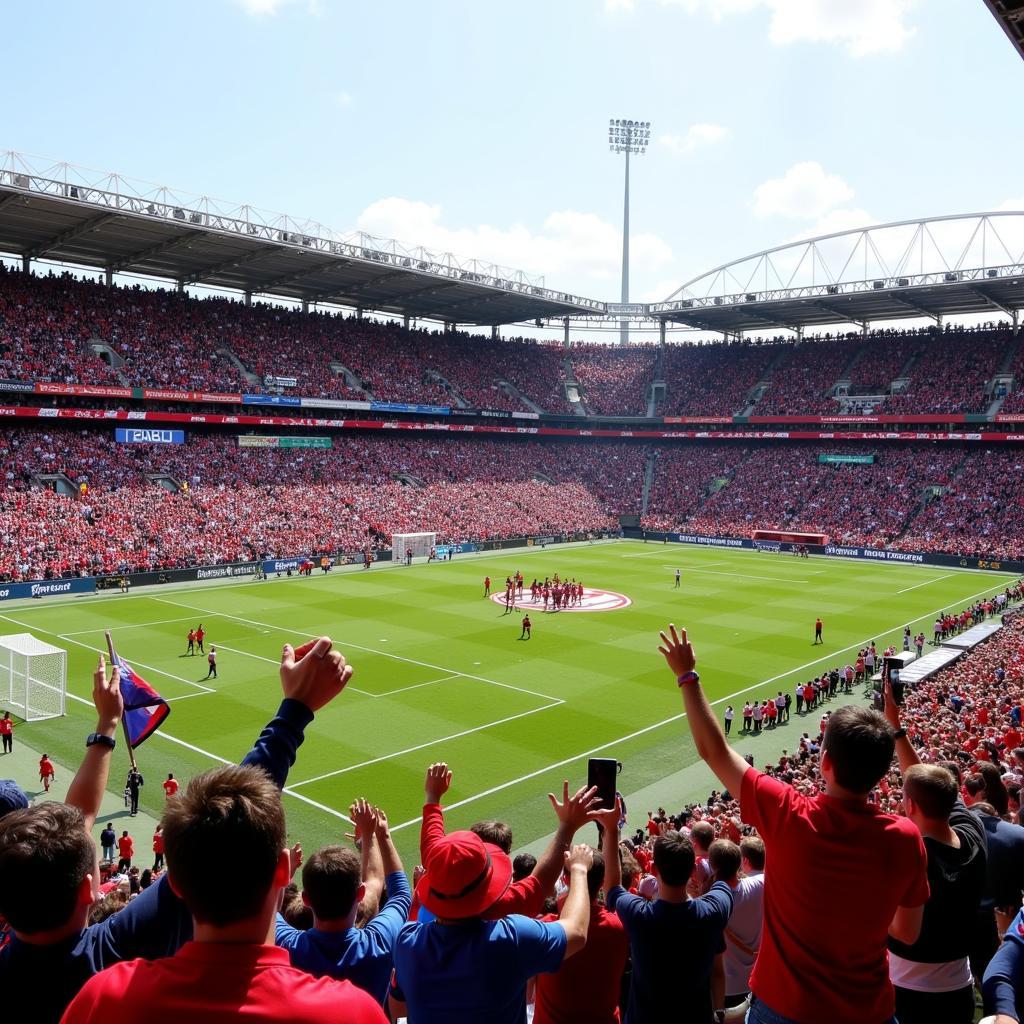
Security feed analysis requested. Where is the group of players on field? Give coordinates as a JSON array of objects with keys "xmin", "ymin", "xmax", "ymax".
[{"xmin": 483, "ymin": 572, "xmax": 585, "ymax": 612}]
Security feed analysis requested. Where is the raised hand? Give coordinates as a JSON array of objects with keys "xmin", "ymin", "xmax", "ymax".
[
  {"xmin": 548, "ymin": 781, "xmax": 601, "ymax": 831},
  {"xmin": 564, "ymin": 843, "xmax": 595, "ymax": 872},
  {"xmin": 92, "ymin": 653, "xmax": 123, "ymax": 731},
  {"xmin": 587, "ymin": 796, "xmax": 622, "ymax": 835},
  {"xmin": 349, "ymin": 797, "xmax": 378, "ymax": 839},
  {"xmin": 280, "ymin": 636, "xmax": 353, "ymax": 712},
  {"xmin": 289, "ymin": 841, "xmax": 303, "ymax": 878},
  {"xmin": 658, "ymin": 623, "xmax": 696, "ymax": 677},
  {"xmin": 424, "ymin": 762, "xmax": 452, "ymax": 804}
]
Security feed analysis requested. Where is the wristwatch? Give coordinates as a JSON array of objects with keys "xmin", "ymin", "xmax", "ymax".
[
  {"xmin": 677, "ymin": 671, "xmax": 700, "ymax": 687},
  {"xmin": 86, "ymin": 733, "xmax": 116, "ymax": 750},
  {"xmin": 893, "ymin": 728, "xmax": 907, "ymax": 740}
]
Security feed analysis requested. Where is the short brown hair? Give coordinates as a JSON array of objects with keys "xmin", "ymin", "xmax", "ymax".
[
  {"xmin": 586, "ymin": 849, "xmax": 605, "ymax": 900},
  {"xmin": 822, "ymin": 706, "xmax": 895, "ymax": 794},
  {"xmin": 162, "ymin": 765, "xmax": 285, "ymax": 926},
  {"xmin": 740, "ymin": 835, "xmax": 766, "ymax": 871},
  {"xmin": 470, "ymin": 820, "xmax": 513, "ymax": 855},
  {"xmin": 301, "ymin": 845, "xmax": 361, "ymax": 920},
  {"xmin": 689, "ymin": 821, "xmax": 714, "ymax": 853},
  {"xmin": 708, "ymin": 839, "xmax": 741, "ymax": 882},
  {"xmin": 0, "ymin": 803, "xmax": 93, "ymax": 933},
  {"xmin": 653, "ymin": 830, "xmax": 695, "ymax": 887},
  {"xmin": 904, "ymin": 764, "xmax": 958, "ymax": 820}
]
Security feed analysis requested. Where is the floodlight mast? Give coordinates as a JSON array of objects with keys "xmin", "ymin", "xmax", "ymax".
[{"xmin": 609, "ymin": 118, "xmax": 650, "ymax": 345}]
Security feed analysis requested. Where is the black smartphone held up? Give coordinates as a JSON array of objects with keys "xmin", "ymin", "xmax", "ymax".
[
  {"xmin": 882, "ymin": 655, "xmax": 905, "ymax": 706},
  {"xmin": 588, "ymin": 757, "xmax": 621, "ymax": 810}
]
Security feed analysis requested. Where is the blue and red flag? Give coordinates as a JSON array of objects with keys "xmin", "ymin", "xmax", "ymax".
[{"xmin": 111, "ymin": 644, "xmax": 170, "ymax": 748}]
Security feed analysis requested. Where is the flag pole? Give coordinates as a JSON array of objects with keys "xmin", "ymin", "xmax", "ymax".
[{"xmin": 105, "ymin": 630, "xmax": 137, "ymax": 770}]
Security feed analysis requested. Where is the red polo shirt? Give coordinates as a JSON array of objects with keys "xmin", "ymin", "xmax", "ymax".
[
  {"xmin": 60, "ymin": 942, "xmax": 387, "ymax": 1024},
  {"xmin": 740, "ymin": 768, "xmax": 928, "ymax": 1024}
]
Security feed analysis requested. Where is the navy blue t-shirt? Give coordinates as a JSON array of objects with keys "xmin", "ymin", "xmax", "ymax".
[{"xmin": 609, "ymin": 881, "xmax": 733, "ymax": 1024}]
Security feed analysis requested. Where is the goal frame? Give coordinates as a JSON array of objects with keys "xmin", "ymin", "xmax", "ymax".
[
  {"xmin": 0, "ymin": 633, "xmax": 67, "ymax": 722},
  {"xmin": 392, "ymin": 532, "xmax": 437, "ymax": 563}
]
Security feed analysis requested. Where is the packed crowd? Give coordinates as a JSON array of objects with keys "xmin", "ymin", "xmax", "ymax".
[
  {"xmin": 6, "ymin": 588, "xmax": 1024, "ymax": 1024},
  {"xmin": 4, "ymin": 267, "xmax": 1023, "ymax": 421}
]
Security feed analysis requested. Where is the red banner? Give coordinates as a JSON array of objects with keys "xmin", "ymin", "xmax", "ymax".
[
  {"xmin": 35, "ymin": 382, "xmax": 134, "ymax": 399},
  {"xmin": 140, "ymin": 388, "xmax": 242, "ymax": 403},
  {"xmin": 0, "ymin": 404, "xmax": 1020, "ymax": 443}
]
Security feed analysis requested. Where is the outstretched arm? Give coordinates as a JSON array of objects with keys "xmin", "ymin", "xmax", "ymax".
[
  {"xmin": 65, "ymin": 655, "xmax": 123, "ymax": 835},
  {"xmin": 532, "ymin": 782, "xmax": 600, "ymax": 895},
  {"xmin": 658, "ymin": 625, "xmax": 748, "ymax": 798},
  {"xmin": 881, "ymin": 676, "xmax": 920, "ymax": 774}
]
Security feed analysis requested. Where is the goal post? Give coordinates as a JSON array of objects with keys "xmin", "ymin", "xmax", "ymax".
[
  {"xmin": 0, "ymin": 634, "xmax": 67, "ymax": 722},
  {"xmin": 392, "ymin": 532, "xmax": 437, "ymax": 563}
]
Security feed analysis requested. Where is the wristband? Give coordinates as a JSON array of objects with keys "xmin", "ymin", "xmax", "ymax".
[
  {"xmin": 893, "ymin": 728, "xmax": 906, "ymax": 740},
  {"xmin": 676, "ymin": 671, "xmax": 700, "ymax": 687},
  {"xmin": 86, "ymin": 732, "xmax": 116, "ymax": 750}
]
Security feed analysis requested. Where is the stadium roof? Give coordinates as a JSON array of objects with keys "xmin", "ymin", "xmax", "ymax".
[
  {"xmin": 985, "ymin": 0, "xmax": 1024, "ymax": 61},
  {"xmin": 649, "ymin": 212, "xmax": 1024, "ymax": 334},
  {"xmin": 0, "ymin": 151, "xmax": 605, "ymax": 326}
]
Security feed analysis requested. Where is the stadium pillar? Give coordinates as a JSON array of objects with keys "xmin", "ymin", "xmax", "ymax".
[
  {"xmin": 659, "ymin": 320, "xmax": 666, "ymax": 347},
  {"xmin": 356, "ymin": 307, "xmax": 363, "ymax": 320},
  {"xmin": 301, "ymin": 299, "xmax": 308, "ymax": 314},
  {"xmin": 21, "ymin": 254, "xmax": 29, "ymax": 273},
  {"xmin": 104, "ymin": 266, "xmax": 113, "ymax": 287},
  {"xmin": 176, "ymin": 279, "xmax": 184, "ymax": 293},
  {"xmin": 563, "ymin": 317, "xmax": 570, "ymax": 348},
  {"xmin": 1013, "ymin": 310, "xmax": 1020, "ymax": 335},
  {"xmin": 491, "ymin": 325, "xmax": 499, "ymax": 340},
  {"xmin": 244, "ymin": 291, "xmax": 252, "ymax": 307},
  {"xmin": 620, "ymin": 147, "xmax": 630, "ymax": 347},
  {"xmin": 403, "ymin": 314, "xmax": 410, "ymax": 330}
]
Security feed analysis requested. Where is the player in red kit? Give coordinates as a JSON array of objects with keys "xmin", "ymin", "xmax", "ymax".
[
  {"xmin": 39, "ymin": 753, "xmax": 56, "ymax": 792},
  {"xmin": 814, "ymin": 617, "xmax": 823, "ymax": 645},
  {"xmin": 542, "ymin": 585, "xmax": 550, "ymax": 610},
  {"xmin": 186, "ymin": 629, "xmax": 196, "ymax": 656},
  {"xmin": 520, "ymin": 614, "xmax": 532, "ymax": 640},
  {"xmin": 195, "ymin": 623, "xmax": 206, "ymax": 653},
  {"xmin": 483, "ymin": 575, "xmax": 491, "ymax": 597}
]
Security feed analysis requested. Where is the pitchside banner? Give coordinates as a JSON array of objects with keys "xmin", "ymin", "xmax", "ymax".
[{"xmin": 0, "ymin": 577, "xmax": 96, "ymax": 602}]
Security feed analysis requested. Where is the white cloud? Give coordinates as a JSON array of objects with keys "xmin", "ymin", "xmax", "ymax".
[
  {"xmin": 998, "ymin": 198, "xmax": 1024, "ymax": 211},
  {"xmin": 753, "ymin": 161, "xmax": 855, "ymax": 219},
  {"xmin": 354, "ymin": 198, "xmax": 673, "ymax": 296},
  {"xmin": 334, "ymin": 91, "xmax": 354, "ymax": 109},
  {"xmin": 659, "ymin": 123, "xmax": 729, "ymax": 156},
  {"xmin": 611, "ymin": 0, "xmax": 915, "ymax": 57},
  {"xmin": 230, "ymin": 0, "xmax": 320, "ymax": 15},
  {"xmin": 790, "ymin": 207, "xmax": 876, "ymax": 241}
]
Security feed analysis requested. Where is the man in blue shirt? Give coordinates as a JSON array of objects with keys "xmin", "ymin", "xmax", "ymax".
[
  {"xmin": 0, "ymin": 636, "xmax": 354, "ymax": 1024},
  {"xmin": 393, "ymin": 825, "xmax": 596, "ymax": 1024},
  {"xmin": 276, "ymin": 798, "xmax": 411, "ymax": 1004},
  {"xmin": 592, "ymin": 799, "xmax": 733, "ymax": 1024}
]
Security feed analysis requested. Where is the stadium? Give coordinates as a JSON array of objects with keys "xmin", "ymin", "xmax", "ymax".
[{"xmin": 3, "ymin": 3, "xmax": 1024, "ymax": 1023}]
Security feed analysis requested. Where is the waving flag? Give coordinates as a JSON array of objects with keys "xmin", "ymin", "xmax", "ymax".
[{"xmin": 108, "ymin": 637, "xmax": 170, "ymax": 748}]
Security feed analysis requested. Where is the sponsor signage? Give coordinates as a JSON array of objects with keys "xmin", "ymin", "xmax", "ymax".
[
  {"xmin": 195, "ymin": 562, "xmax": 260, "ymax": 580},
  {"xmin": 262, "ymin": 556, "xmax": 310, "ymax": 574},
  {"xmin": 36, "ymin": 382, "xmax": 134, "ymax": 399},
  {"xmin": 0, "ymin": 379, "xmax": 27, "ymax": 393},
  {"xmin": 0, "ymin": 577, "xmax": 96, "ymax": 602},
  {"xmin": 242, "ymin": 394, "xmax": 303, "ymax": 407},
  {"xmin": 264, "ymin": 375, "xmax": 298, "ymax": 388},
  {"xmin": 300, "ymin": 397, "xmax": 372, "ymax": 411},
  {"xmin": 238, "ymin": 435, "xmax": 332, "ymax": 448},
  {"xmin": 142, "ymin": 388, "xmax": 241, "ymax": 403},
  {"xmin": 115, "ymin": 428, "xmax": 185, "ymax": 445},
  {"xmin": 370, "ymin": 401, "xmax": 451, "ymax": 416},
  {"xmin": 818, "ymin": 453, "xmax": 876, "ymax": 464}
]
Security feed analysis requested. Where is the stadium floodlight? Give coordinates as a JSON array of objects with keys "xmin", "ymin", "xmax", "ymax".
[{"xmin": 608, "ymin": 118, "xmax": 651, "ymax": 344}]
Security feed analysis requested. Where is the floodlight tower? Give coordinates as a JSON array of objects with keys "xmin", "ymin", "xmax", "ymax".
[{"xmin": 609, "ymin": 118, "xmax": 650, "ymax": 345}]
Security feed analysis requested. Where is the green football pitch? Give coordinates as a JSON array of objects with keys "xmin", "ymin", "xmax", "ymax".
[{"xmin": 0, "ymin": 541, "xmax": 1016, "ymax": 865}]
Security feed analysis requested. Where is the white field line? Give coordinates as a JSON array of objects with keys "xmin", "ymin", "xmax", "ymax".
[
  {"xmin": 383, "ymin": 578, "xmax": 1017, "ymax": 833},
  {"xmin": 151, "ymin": 596, "xmax": 563, "ymax": 704},
  {"xmin": 0, "ymin": 611, "xmax": 216, "ymax": 695},
  {"xmin": 897, "ymin": 574, "xmax": 954, "ymax": 594},
  {"xmin": 209, "ymin": 643, "xmax": 374, "ymax": 698},
  {"xmin": 60, "ymin": 614, "xmax": 202, "ymax": 637},
  {"xmin": 288, "ymin": 699, "xmax": 564, "ymax": 789},
  {"xmin": 376, "ymin": 674, "xmax": 462, "ymax": 697}
]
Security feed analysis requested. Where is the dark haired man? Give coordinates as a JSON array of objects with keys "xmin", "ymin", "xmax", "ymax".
[
  {"xmin": 593, "ymin": 799, "xmax": 732, "ymax": 1024},
  {"xmin": 658, "ymin": 623, "xmax": 928, "ymax": 1024},
  {"xmin": 0, "ymin": 636, "xmax": 356, "ymax": 1024},
  {"xmin": 534, "ymin": 846, "xmax": 629, "ymax": 1024},
  {"xmin": 62, "ymin": 765, "xmax": 386, "ymax": 1023},
  {"xmin": 275, "ymin": 798, "xmax": 410, "ymax": 1005}
]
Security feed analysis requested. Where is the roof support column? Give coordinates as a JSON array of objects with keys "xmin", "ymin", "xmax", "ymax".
[
  {"xmin": 356, "ymin": 307, "xmax": 363, "ymax": 320},
  {"xmin": 244, "ymin": 291, "xmax": 252, "ymax": 307},
  {"xmin": 796, "ymin": 325, "xmax": 804, "ymax": 341},
  {"xmin": 105, "ymin": 266, "xmax": 113, "ymax": 287},
  {"xmin": 1013, "ymin": 310, "xmax": 1020, "ymax": 336},
  {"xmin": 563, "ymin": 317, "xmax": 570, "ymax": 348},
  {"xmin": 21, "ymin": 254, "xmax": 29, "ymax": 274},
  {"xmin": 176, "ymin": 278, "xmax": 184, "ymax": 293},
  {"xmin": 659, "ymin": 320, "xmax": 666, "ymax": 348},
  {"xmin": 491, "ymin": 325, "xmax": 499, "ymax": 340},
  {"xmin": 863, "ymin": 321, "xmax": 870, "ymax": 337},
  {"xmin": 301, "ymin": 299, "xmax": 308, "ymax": 314},
  {"xmin": 403, "ymin": 315, "xmax": 410, "ymax": 330}
]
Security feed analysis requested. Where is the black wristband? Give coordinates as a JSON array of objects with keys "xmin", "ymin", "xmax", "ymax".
[
  {"xmin": 893, "ymin": 728, "xmax": 906, "ymax": 740},
  {"xmin": 86, "ymin": 733, "xmax": 116, "ymax": 750}
]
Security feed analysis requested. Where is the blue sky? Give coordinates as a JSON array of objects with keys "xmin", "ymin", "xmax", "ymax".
[{"xmin": 3, "ymin": 0, "xmax": 1023, "ymax": 312}]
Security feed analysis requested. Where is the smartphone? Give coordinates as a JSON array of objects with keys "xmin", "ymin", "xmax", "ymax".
[
  {"xmin": 882, "ymin": 656, "xmax": 904, "ymax": 706},
  {"xmin": 588, "ymin": 757, "xmax": 620, "ymax": 810}
]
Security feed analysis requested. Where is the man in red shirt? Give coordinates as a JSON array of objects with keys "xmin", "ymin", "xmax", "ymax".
[
  {"xmin": 162, "ymin": 773, "xmax": 179, "ymax": 799},
  {"xmin": 483, "ymin": 576, "xmax": 491, "ymax": 597},
  {"xmin": 152, "ymin": 826, "xmax": 165, "ymax": 872},
  {"xmin": 61, "ymin": 765, "xmax": 386, "ymax": 1024},
  {"xmin": 117, "ymin": 830, "xmax": 134, "ymax": 872},
  {"xmin": 534, "ymin": 848, "xmax": 628, "ymax": 1024},
  {"xmin": 520, "ymin": 615, "xmax": 532, "ymax": 640},
  {"xmin": 658, "ymin": 623, "xmax": 929, "ymax": 1024},
  {"xmin": 39, "ymin": 754, "xmax": 55, "ymax": 792},
  {"xmin": 195, "ymin": 624, "xmax": 205, "ymax": 653}
]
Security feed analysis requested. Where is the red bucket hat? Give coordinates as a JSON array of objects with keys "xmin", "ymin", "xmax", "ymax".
[{"xmin": 417, "ymin": 830, "xmax": 512, "ymax": 919}]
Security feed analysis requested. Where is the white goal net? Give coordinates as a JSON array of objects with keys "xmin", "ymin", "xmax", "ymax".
[
  {"xmin": 0, "ymin": 633, "xmax": 67, "ymax": 721},
  {"xmin": 392, "ymin": 532, "xmax": 437, "ymax": 563}
]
